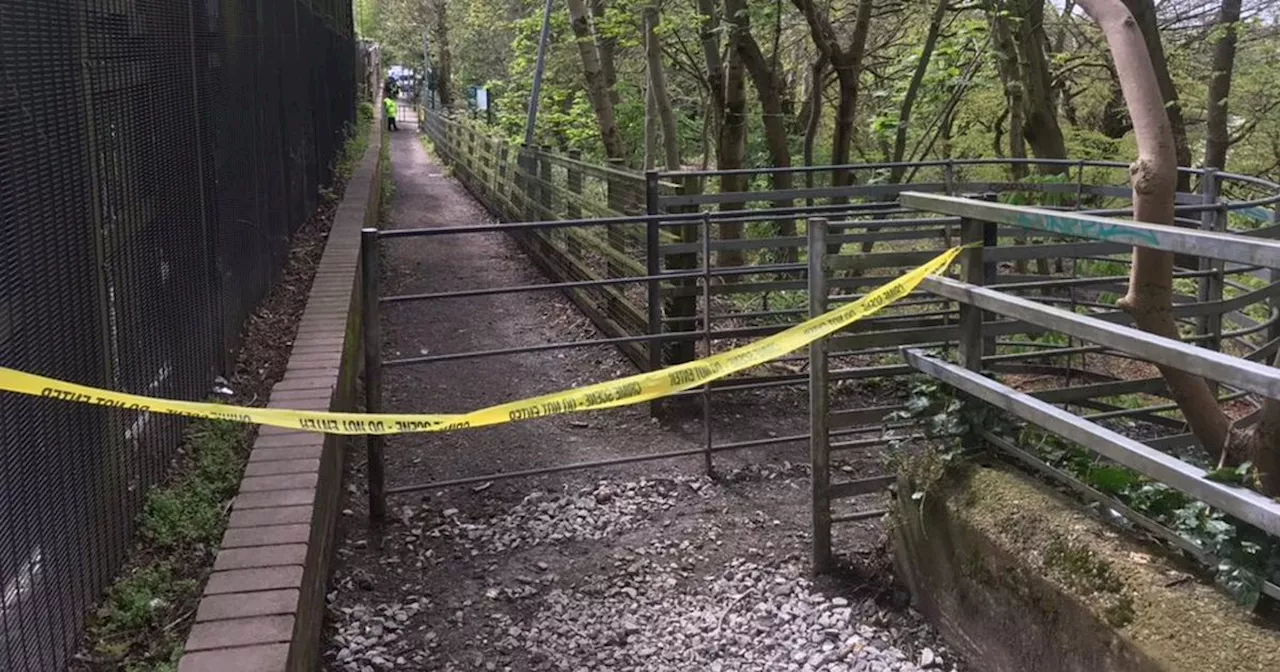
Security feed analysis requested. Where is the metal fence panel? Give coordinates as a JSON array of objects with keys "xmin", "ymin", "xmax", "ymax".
[{"xmin": 0, "ymin": 0, "xmax": 355, "ymax": 668}]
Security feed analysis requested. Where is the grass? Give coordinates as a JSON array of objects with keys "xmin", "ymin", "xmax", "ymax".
[{"xmin": 85, "ymin": 418, "xmax": 248, "ymax": 672}]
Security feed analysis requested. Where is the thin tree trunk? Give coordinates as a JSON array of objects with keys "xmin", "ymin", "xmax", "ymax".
[
  {"xmin": 1203, "ymin": 0, "xmax": 1242, "ymax": 170},
  {"xmin": 793, "ymin": 0, "xmax": 874, "ymax": 192},
  {"xmin": 803, "ymin": 58, "xmax": 826, "ymax": 205},
  {"xmin": 734, "ymin": 0, "xmax": 796, "ymax": 262},
  {"xmin": 1078, "ymin": 0, "xmax": 1242, "ymax": 482},
  {"xmin": 889, "ymin": 0, "xmax": 948, "ymax": 183},
  {"xmin": 644, "ymin": 5, "xmax": 681, "ymax": 170},
  {"xmin": 718, "ymin": 1, "xmax": 748, "ymax": 272},
  {"xmin": 431, "ymin": 0, "xmax": 453, "ymax": 106},
  {"xmin": 1120, "ymin": 0, "xmax": 1192, "ymax": 191},
  {"xmin": 590, "ymin": 0, "xmax": 621, "ymax": 109},
  {"xmin": 567, "ymin": 0, "xmax": 626, "ymax": 160}
]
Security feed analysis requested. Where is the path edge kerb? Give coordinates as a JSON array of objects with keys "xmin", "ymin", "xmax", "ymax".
[{"xmin": 177, "ymin": 113, "xmax": 384, "ymax": 672}]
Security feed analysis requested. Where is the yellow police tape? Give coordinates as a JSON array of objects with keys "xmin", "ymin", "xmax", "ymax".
[{"xmin": 0, "ymin": 246, "xmax": 964, "ymax": 435}]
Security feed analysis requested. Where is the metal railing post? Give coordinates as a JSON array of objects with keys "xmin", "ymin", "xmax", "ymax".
[
  {"xmin": 701, "ymin": 213, "xmax": 714, "ymax": 476},
  {"xmin": 808, "ymin": 217, "xmax": 833, "ymax": 575},
  {"xmin": 1272, "ymin": 203, "xmax": 1280, "ymax": 346},
  {"xmin": 361, "ymin": 227, "xmax": 387, "ymax": 521},
  {"xmin": 1198, "ymin": 168, "xmax": 1224, "ymax": 356},
  {"xmin": 645, "ymin": 170, "xmax": 663, "ymax": 416},
  {"xmin": 959, "ymin": 217, "xmax": 986, "ymax": 371},
  {"xmin": 645, "ymin": 170, "xmax": 662, "ymax": 370}
]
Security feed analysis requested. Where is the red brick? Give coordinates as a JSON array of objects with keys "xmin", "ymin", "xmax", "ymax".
[
  {"xmin": 204, "ymin": 566, "xmax": 303, "ymax": 595},
  {"xmin": 214, "ymin": 544, "xmax": 308, "ymax": 571},
  {"xmin": 293, "ymin": 328, "xmax": 348, "ymax": 340},
  {"xmin": 266, "ymin": 396, "xmax": 332, "ymax": 412},
  {"xmin": 254, "ymin": 431, "xmax": 323, "ymax": 448},
  {"xmin": 244, "ymin": 459, "xmax": 320, "ymax": 478},
  {"xmin": 222, "ymin": 524, "xmax": 311, "ymax": 548},
  {"xmin": 196, "ymin": 589, "xmax": 299, "ymax": 622},
  {"xmin": 178, "ymin": 644, "xmax": 289, "ymax": 672},
  {"xmin": 239, "ymin": 472, "xmax": 318, "ymax": 493},
  {"xmin": 285, "ymin": 353, "xmax": 342, "ymax": 367},
  {"xmin": 282, "ymin": 364, "xmax": 340, "ymax": 378},
  {"xmin": 273, "ymin": 376, "xmax": 336, "ymax": 392},
  {"xmin": 185, "ymin": 615, "xmax": 294, "ymax": 651},
  {"xmin": 235, "ymin": 488, "xmax": 316, "ymax": 509},
  {"xmin": 249, "ymin": 445, "xmax": 323, "ymax": 462},
  {"xmin": 289, "ymin": 346, "xmax": 343, "ymax": 356},
  {"xmin": 229, "ymin": 504, "xmax": 315, "ymax": 528}
]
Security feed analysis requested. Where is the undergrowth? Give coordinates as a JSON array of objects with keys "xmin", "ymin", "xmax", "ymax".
[
  {"xmin": 84, "ymin": 418, "xmax": 248, "ymax": 672},
  {"xmin": 889, "ymin": 375, "xmax": 1280, "ymax": 608}
]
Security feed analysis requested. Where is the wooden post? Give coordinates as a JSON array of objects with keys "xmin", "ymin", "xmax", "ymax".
[
  {"xmin": 497, "ymin": 142, "xmax": 511, "ymax": 218},
  {"xmin": 538, "ymin": 145, "xmax": 553, "ymax": 220},
  {"xmin": 808, "ymin": 217, "xmax": 833, "ymax": 575},
  {"xmin": 519, "ymin": 144, "xmax": 536, "ymax": 220},
  {"xmin": 565, "ymin": 149, "xmax": 583, "ymax": 257}
]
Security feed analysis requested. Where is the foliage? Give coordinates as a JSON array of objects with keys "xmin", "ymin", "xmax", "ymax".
[
  {"xmin": 1022, "ymin": 426, "xmax": 1280, "ymax": 606},
  {"xmin": 87, "ymin": 419, "xmax": 248, "ymax": 670}
]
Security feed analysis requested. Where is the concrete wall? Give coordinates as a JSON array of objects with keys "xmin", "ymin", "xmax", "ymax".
[
  {"xmin": 177, "ymin": 116, "xmax": 383, "ymax": 672},
  {"xmin": 892, "ymin": 466, "xmax": 1280, "ymax": 672}
]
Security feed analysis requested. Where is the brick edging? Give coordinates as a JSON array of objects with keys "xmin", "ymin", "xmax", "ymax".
[{"xmin": 178, "ymin": 112, "xmax": 384, "ymax": 672}]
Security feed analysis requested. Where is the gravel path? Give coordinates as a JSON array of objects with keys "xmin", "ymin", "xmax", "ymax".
[{"xmin": 322, "ymin": 110, "xmax": 964, "ymax": 672}]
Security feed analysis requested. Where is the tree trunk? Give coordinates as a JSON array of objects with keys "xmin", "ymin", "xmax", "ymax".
[
  {"xmin": 431, "ymin": 0, "xmax": 453, "ymax": 107},
  {"xmin": 644, "ymin": 5, "xmax": 681, "ymax": 171},
  {"xmin": 590, "ymin": 0, "xmax": 621, "ymax": 109},
  {"xmin": 567, "ymin": 0, "xmax": 626, "ymax": 160},
  {"xmin": 1202, "ymin": 0, "xmax": 1242, "ymax": 171},
  {"xmin": 717, "ymin": 0, "xmax": 748, "ymax": 272},
  {"xmin": 1120, "ymin": 0, "xmax": 1192, "ymax": 191},
  {"xmin": 1077, "ymin": 0, "xmax": 1249, "ymax": 485},
  {"xmin": 792, "ymin": 0, "xmax": 874, "ymax": 191},
  {"xmin": 734, "ymin": 0, "xmax": 797, "ymax": 263},
  {"xmin": 803, "ymin": 58, "xmax": 826, "ymax": 205},
  {"xmin": 888, "ymin": 0, "xmax": 948, "ymax": 184}
]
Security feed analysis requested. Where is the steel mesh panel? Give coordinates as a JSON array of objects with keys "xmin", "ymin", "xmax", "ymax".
[{"xmin": 0, "ymin": 1, "xmax": 355, "ymax": 669}]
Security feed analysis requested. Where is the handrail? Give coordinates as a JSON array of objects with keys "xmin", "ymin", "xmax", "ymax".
[
  {"xmin": 922, "ymin": 275, "xmax": 1280, "ymax": 400},
  {"xmin": 902, "ymin": 192, "xmax": 1280, "ymax": 268},
  {"xmin": 903, "ymin": 349, "xmax": 1280, "ymax": 538}
]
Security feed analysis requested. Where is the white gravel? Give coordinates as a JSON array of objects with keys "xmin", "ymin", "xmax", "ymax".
[{"xmin": 325, "ymin": 468, "xmax": 960, "ymax": 672}]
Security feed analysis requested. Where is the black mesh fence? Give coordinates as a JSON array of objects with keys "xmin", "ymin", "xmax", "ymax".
[{"xmin": 0, "ymin": 0, "xmax": 355, "ymax": 669}]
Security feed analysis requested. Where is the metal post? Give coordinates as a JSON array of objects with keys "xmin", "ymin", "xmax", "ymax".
[
  {"xmin": 959, "ymin": 217, "xmax": 985, "ymax": 372},
  {"xmin": 808, "ymin": 217, "xmax": 833, "ymax": 575},
  {"xmin": 645, "ymin": 170, "xmax": 662, "ymax": 366},
  {"xmin": 1199, "ymin": 168, "xmax": 1224, "ymax": 357},
  {"xmin": 645, "ymin": 171, "xmax": 664, "ymax": 415},
  {"xmin": 1271, "ymin": 204, "xmax": 1280, "ymax": 346},
  {"xmin": 701, "ymin": 213, "xmax": 714, "ymax": 476},
  {"xmin": 361, "ymin": 228, "xmax": 387, "ymax": 521},
  {"xmin": 523, "ymin": 0, "xmax": 555, "ymax": 146}
]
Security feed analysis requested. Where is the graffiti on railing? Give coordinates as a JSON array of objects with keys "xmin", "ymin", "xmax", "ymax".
[{"xmin": 1014, "ymin": 210, "xmax": 1161, "ymax": 247}]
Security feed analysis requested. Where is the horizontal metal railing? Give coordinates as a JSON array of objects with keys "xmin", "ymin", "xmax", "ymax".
[{"xmin": 894, "ymin": 193, "xmax": 1280, "ymax": 600}]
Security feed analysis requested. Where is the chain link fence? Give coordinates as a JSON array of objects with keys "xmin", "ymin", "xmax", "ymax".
[{"xmin": 0, "ymin": 0, "xmax": 356, "ymax": 668}]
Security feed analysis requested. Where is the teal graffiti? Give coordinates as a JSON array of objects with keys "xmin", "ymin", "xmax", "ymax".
[{"xmin": 1014, "ymin": 211, "xmax": 1161, "ymax": 247}]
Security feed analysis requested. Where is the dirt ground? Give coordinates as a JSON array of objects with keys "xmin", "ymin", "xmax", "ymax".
[{"xmin": 321, "ymin": 111, "xmax": 961, "ymax": 672}]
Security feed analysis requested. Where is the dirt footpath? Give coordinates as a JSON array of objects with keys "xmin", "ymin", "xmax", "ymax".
[{"xmin": 321, "ymin": 110, "xmax": 963, "ymax": 672}]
